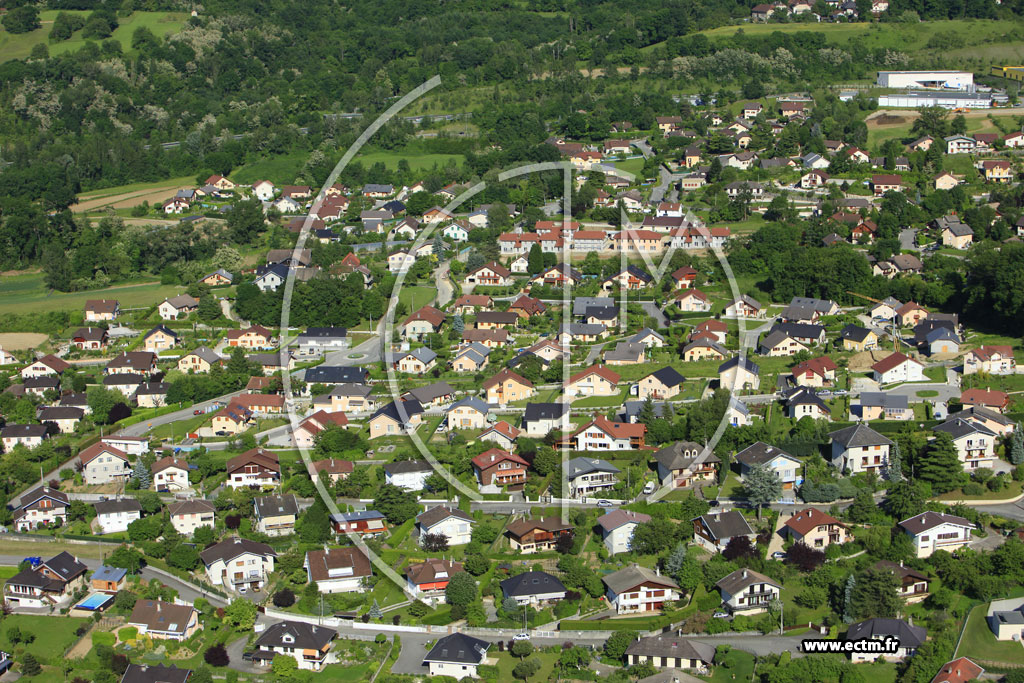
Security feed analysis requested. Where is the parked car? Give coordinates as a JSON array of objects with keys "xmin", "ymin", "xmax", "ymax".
[
  {"xmin": 642, "ymin": 482, "xmax": 656, "ymax": 495},
  {"xmin": 193, "ymin": 409, "xmax": 203, "ymax": 415},
  {"xmin": 597, "ymin": 500, "xmax": 613, "ymax": 508},
  {"xmin": 771, "ymin": 551, "xmax": 786, "ymax": 560},
  {"xmin": 512, "ymin": 633, "xmax": 530, "ymax": 642},
  {"xmin": 712, "ymin": 611, "xmax": 729, "ymax": 619}
]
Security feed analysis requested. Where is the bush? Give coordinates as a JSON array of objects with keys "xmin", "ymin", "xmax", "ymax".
[
  {"xmin": 962, "ymin": 482, "xmax": 984, "ymax": 496},
  {"xmin": 478, "ymin": 664, "xmax": 500, "ymax": 681},
  {"xmin": 272, "ymin": 589, "xmax": 296, "ymax": 608},
  {"xmin": 697, "ymin": 592, "xmax": 723, "ymax": 611},
  {"xmin": 204, "ymin": 643, "xmax": 230, "ymax": 667},
  {"xmin": 117, "ymin": 627, "xmax": 138, "ymax": 642}
]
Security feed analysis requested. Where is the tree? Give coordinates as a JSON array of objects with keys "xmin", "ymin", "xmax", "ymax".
[
  {"xmin": 744, "ymin": 463, "xmax": 782, "ymax": 518},
  {"xmin": 167, "ymin": 543, "xmax": 200, "ymax": 571},
  {"xmin": 273, "ymin": 589, "xmax": 296, "ymax": 607},
  {"xmin": 917, "ymin": 432, "xmax": 964, "ymax": 494},
  {"xmin": 198, "ymin": 295, "xmax": 221, "ymax": 322},
  {"xmin": 372, "ymin": 484, "xmax": 420, "ymax": 524},
  {"xmin": 604, "ymin": 630, "xmax": 638, "ymax": 660},
  {"xmin": 131, "ymin": 458, "xmax": 151, "ymax": 489},
  {"xmin": 227, "ymin": 200, "xmax": 266, "ymax": 244},
  {"xmin": 888, "ymin": 440, "xmax": 903, "ymax": 481},
  {"xmin": 368, "ymin": 600, "xmax": 383, "ymax": 620},
  {"xmin": 630, "ymin": 518, "xmax": 679, "ymax": 555},
  {"xmin": 723, "ymin": 535, "xmax": 757, "ymax": 561},
  {"xmin": 299, "ymin": 500, "xmax": 331, "ymax": 543},
  {"xmin": 446, "ymin": 571, "xmax": 477, "ymax": 607},
  {"xmin": 20, "ymin": 653, "xmax": 41, "ymax": 677},
  {"xmin": 464, "ymin": 554, "xmax": 489, "ymax": 576},
  {"xmin": 204, "ymin": 643, "xmax": 230, "ymax": 667},
  {"xmin": 527, "ymin": 243, "xmax": 543, "ymax": 274},
  {"xmin": 884, "ymin": 480, "xmax": 926, "ymax": 520},
  {"xmin": 665, "ymin": 543, "xmax": 688, "ymax": 575},
  {"xmin": 1011, "ymin": 425, "xmax": 1024, "ymax": 466},
  {"xmin": 846, "ymin": 490, "xmax": 876, "ymax": 523},
  {"xmin": 559, "ymin": 645, "xmax": 590, "ymax": 671},
  {"xmin": 270, "ymin": 655, "xmax": 299, "ymax": 682},
  {"xmin": 554, "ymin": 531, "xmax": 575, "ymax": 554},
  {"xmin": 87, "ymin": 386, "xmax": 124, "ymax": 424},
  {"xmin": 513, "ymin": 658, "xmax": 541, "ymax": 681},
  {"xmin": 511, "ymin": 640, "xmax": 533, "ymax": 659},
  {"xmin": 849, "ymin": 569, "xmax": 901, "ymax": 619},
  {"xmin": 2, "ymin": 6, "xmax": 40, "ymax": 34},
  {"xmin": 785, "ymin": 541, "xmax": 826, "ymax": 571},
  {"xmin": 107, "ymin": 544, "xmax": 144, "ymax": 574},
  {"xmin": 224, "ymin": 599, "xmax": 257, "ymax": 630},
  {"xmin": 421, "ymin": 532, "xmax": 449, "ymax": 551},
  {"xmin": 842, "ymin": 574, "xmax": 856, "ymax": 624}
]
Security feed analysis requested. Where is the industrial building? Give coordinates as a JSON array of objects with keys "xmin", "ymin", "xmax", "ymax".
[
  {"xmin": 876, "ymin": 71, "xmax": 974, "ymax": 89},
  {"xmin": 876, "ymin": 91, "xmax": 992, "ymax": 110},
  {"xmin": 991, "ymin": 66, "xmax": 1024, "ymax": 82}
]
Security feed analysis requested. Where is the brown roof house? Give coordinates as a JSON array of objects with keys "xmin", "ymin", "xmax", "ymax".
[
  {"xmin": 128, "ymin": 600, "xmax": 199, "ymax": 641},
  {"xmin": 781, "ymin": 508, "xmax": 850, "ymax": 549},
  {"xmin": 504, "ymin": 516, "xmax": 573, "ymax": 554},
  {"xmin": 304, "ymin": 546, "xmax": 372, "ymax": 593}
]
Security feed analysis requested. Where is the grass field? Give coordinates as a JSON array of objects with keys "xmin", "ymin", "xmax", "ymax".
[
  {"xmin": 0, "ymin": 539, "xmax": 111, "ymax": 559},
  {"xmin": 614, "ymin": 157, "xmax": 646, "ymax": 180},
  {"xmin": 956, "ymin": 601, "xmax": 1024, "ymax": 664},
  {"xmin": 231, "ymin": 153, "xmax": 308, "ymax": 186},
  {"xmin": 0, "ymin": 273, "xmax": 181, "ymax": 315},
  {"xmin": 0, "ymin": 11, "xmax": 187, "ymax": 63},
  {"xmin": 355, "ymin": 151, "xmax": 466, "ymax": 172},
  {"xmin": 0, "ymin": 614, "xmax": 88, "ymax": 665},
  {"xmin": 398, "ymin": 285, "xmax": 436, "ymax": 312}
]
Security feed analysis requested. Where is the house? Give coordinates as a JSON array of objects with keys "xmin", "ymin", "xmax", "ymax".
[
  {"xmin": 314, "ymin": 383, "xmax": 376, "ymax": 414},
  {"xmin": 800, "ymin": 170, "xmax": 829, "ymax": 189},
  {"xmin": 724, "ymin": 181, "xmax": 764, "ymax": 197},
  {"xmin": 782, "ymin": 508, "xmax": 850, "ymax": 548},
  {"xmin": 200, "ymin": 537, "xmax": 276, "ymax": 592},
  {"xmin": 963, "ymin": 345, "xmax": 1016, "ymax": 375},
  {"xmin": 38, "ymin": 406, "xmax": 84, "ymax": 433},
  {"xmin": 604, "ymin": 565, "xmax": 680, "ymax": 615},
  {"xmin": 446, "ymin": 396, "xmax": 490, "ymax": 430},
  {"xmin": 310, "ymin": 459, "xmax": 354, "ymax": 484},
  {"xmin": 564, "ymin": 364, "xmax": 620, "ymax": 399},
  {"xmin": 895, "ymin": 301, "xmax": 928, "ymax": 327},
  {"xmin": 604, "ymin": 341, "xmax": 647, "ymax": 365},
  {"xmin": 872, "ymin": 352, "xmax": 925, "ymax": 384},
  {"xmin": 630, "ymin": 328, "xmax": 666, "ymax": 350},
  {"xmin": 416, "ymin": 505, "xmax": 476, "ymax": 546},
  {"xmin": 304, "ymin": 546, "xmax": 372, "ymax": 594},
  {"xmin": 478, "ymin": 421, "xmax": 520, "ymax": 450},
  {"xmin": 682, "ymin": 339, "xmax": 728, "ymax": 362},
  {"xmin": 983, "ymin": 159, "xmax": 1013, "ymax": 183},
  {"xmin": 368, "ymin": 399, "xmax": 424, "ymax": 439},
  {"xmin": 597, "ymin": 509, "xmax": 651, "ymax": 556},
  {"xmin": 465, "ymin": 261, "xmax": 513, "ymax": 287},
  {"xmin": 933, "ymin": 417, "xmax": 998, "ymax": 470},
  {"xmin": 891, "ymin": 254, "xmax": 924, "ymax": 275},
  {"xmin": 960, "ymin": 388, "xmax": 1009, "ymax": 413},
  {"xmin": 482, "ymin": 368, "xmax": 534, "ymax": 405},
  {"xmin": 829, "ymin": 424, "xmax": 893, "ymax": 475},
  {"xmin": 565, "ymin": 457, "xmax": 620, "ymax": 498},
  {"xmin": 735, "ymin": 442, "xmax": 803, "ymax": 491},
  {"xmin": 84, "ymin": 299, "xmax": 119, "ymax": 322},
  {"xmin": 403, "ymin": 305, "xmax": 445, "ymax": 340},
  {"xmin": 472, "ymin": 448, "xmax": 528, "ymax": 489},
  {"xmin": 840, "ymin": 324, "xmax": 878, "ymax": 352},
  {"xmin": 225, "ymin": 448, "xmax": 281, "ymax": 489},
  {"xmin": 637, "ymin": 367, "xmax": 686, "ymax": 401},
  {"xmin": 758, "ymin": 330, "xmax": 807, "ymax": 357},
  {"xmin": 252, "ymin": 621, "xmax": 337, "ymax": 672},
  {"xmin": 564, "ymin": 415, "xmax": 645, "ymax": 451},
  {"xmin": 875, "ymin": 561, "xmax": 930, "ymax": 604},
  {"xmin": 930, "ymin": 657, "xmax": 983, "ymax": 683},
  {"xmin": 389, "ymin": 347, "xmax": 437, "ymax": 374},
  {"xmin": 474, "ymin": 311, "xmax": 519, "ymax": 330},
  {"xmin": 3, "ymin": 551, "xmax": 88, "ymax": 607},
  {"xmin": 719, "ymin": 356, "xmax": 760, "ymax": 392},
  {"xmin": 91, "ymin": 565, "xmax": 127, "ymax": 594},
  {"xmin": 501, "ymin": 571, "xmax": 567, "ymax": 605},
  {"xmin": 253, "ymin": 494, "xmax": 298, "ymax": 537},
  {"xmin": 304, "ymin": 365, "xmax": 370, "ymax": 386},
  {"xmin": 855, "ymin": 392, "xmax": 912, "ymax": 421},
  {"xmin": 789, "ymin": 356, "xmax": 838, "ymax": 388},
  {"xmin": 21, "ymin": 354, "xmax": 70, "ymax": 379},
  {"xmin": 899, "ymin": 510, "xmax": 975, "ymax": 559},
  {"xmin": 79, "ymin": 442, "xmax": 131, "ymax": 485},
  {"xmin": 924, "ymin": 326, "xmax": 960, "ymax": 356},
  {"xmin": 654, "ymin": 442, "xmax": 719, "ymax": 489},
  {"xmin": 71, "ymin": 327, "xmax": 108, "ymax": 351},
  {"xmin": 505, "ymin": 517, "xmax": 573, "ymax": 553},
  {"xmin": 94, "ymin": 499, "xmax": 142, "ymax": 534},
  {"xmin": 934, "ymin": 171, "xmax": 959, "ymax": 190},
  {"xmin": 177, "ymin": 346, "xmax": 223, "ymax": 374},
  {"xmin": 451, "ymin": 294, "xmax": 493, "ymax": 316},
  {"xmin": 405, "ymin": 559, "xmax": 463, "ymax": 603},
  {"xmin": 945, "ymin": 134, "xmax": 976, "ymax": 154},
  {"xmin": 210, "ymin": 404, "xmax": 251, "ymax": 435},
  {"xmin": 401, "ymin": 381, "xmax": 456, "ymax": 409},
  {"xmin": 168, "ymin": 499, "xmax": 216, "ymax": 536},
  {"xmin": 296, "ymin": 327, "xmax": 348, "ymax": 354},
  {"xmin": 522, "ymin": 402, "xmax": 571, "ymax": 437},
  {"xmin": 624, "ymin": 635, "xmax": 714, "ymax": 674},
  {"xmin": 870, "ymin": 174, "xmax": 903, "ymax": 196},
  {"xmin": 603, "ymin": 265, "xmax": 653, "ymax": 291},
  {"xmin": 692, "ymin": 510, "xmax": 755, "ymax": 553},
  {"xmin": 846, "ymin": 618, "xmax": 926, "ymax": 662},
  {"xmin": 509, "ymin": 294, "xmax": 546, "ymax": 318},
  {"xmin": 158, "ymin": 295, "xmax": 199, "ymax": 320},
  {"xmin": 23, "ymin": 375, "xmax": 60, "ymax": 398},
  {"xmin": 724, "ymin": 295, "xmax": 763, "ymax": 318},
  {"xmin": 329, "ymin": 510, "xmax": 387, "ymax": 538},
  {"xmin": 869, "ymin": 297, "xmax": 903, "ymax": 321},
  {"xmin": 293, "ymin": 411, "xmax": 349, "ymax": 449},
  {"xmin": 938, "ymin": 217, "xmax": 974, "ymax": 249},
  {"xmin": 716, "ymin": 568, "xmax": 781, "ymax": 614},
  {"xmin": 128, "ymin": 600, "xmax": 199, "ymax": 642},
  {"xmin": 105, "ymin": 351, "xmax": 157, "ymax": 376},
  {"xmin": 224, "ymin": 325, "xmax": 274, "ymax": 349},
  {"xmin": 383, "ymin": 459, "xmax": 432, "ymax": 490},
  {"xmin": 423, "ymin": 633, "xmax": 490, "ymax": 679},
  {"xmin": 2, "ymin": 424, "xmax": 50, "ymax": 451}
]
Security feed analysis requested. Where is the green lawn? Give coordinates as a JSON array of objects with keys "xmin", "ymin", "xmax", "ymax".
[
  {"xmin": 231, "ymin": 152, "xmax": 309, "ymax": 186},
  {"xmin": 955, "ymin": 602, "xmax": 1024, "ymax": 664},
  {"xmin": 614, "ymin": 157, "xmax": 646, "ymax": 180},
  {"xmin": 0, "ymin": 272, "xmax": 182, "ymax": 316},
  {"xmin": 398, "ymin": 285, "xmax": 437, "ymax": 312},
  {"xmin": 0, "ymin": 566, "xmax": 19, "ymax": 580},
  {"xmin": 572, "ymin": 386, "xmax": 631, "ymax": 408},
  {"xmin": 0, "ymin": 614, "xmax": 88, "ymax": 665},
  {"xmin": 492, "ymin": 651, "xmax": 561, "ymax": 681},
  {"xmin": 708, "ymin": 648, "xmax": 756, "ymax": 683},
  {"xmin": 356, "ymin": 151, "xmax": 466, "ymax": 172},
  {"xmin": 0, "ymin": 11, "xmax": 187, "ymax": 63}
]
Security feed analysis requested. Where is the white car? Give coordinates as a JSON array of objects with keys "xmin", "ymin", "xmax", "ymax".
[
  {"xmin": 712, "ymin": 611, "xmax": 729, "ymax": 619},
  {"xmin": 597, "ymin": 500, "xmax": 613, "ymax": 508},
  {"xmin": 512, "ymin": 633, "xmax": 530, "ymax": 641},
  {"xmin": 771, "ymin": 551, "xmax": 786, "ymax": 560},
  {"xmin": 642, "ymin": 482, "xmax": 656, "ymax": 495}
]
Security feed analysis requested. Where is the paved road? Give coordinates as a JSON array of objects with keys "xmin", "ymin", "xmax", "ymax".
[
  {"xmin": 321, "ymin": 322, "xmax": 384, "ymax": 367},
  {"xmin": 119, "ymin": 391, "xmax": 245, "ymax": 437},
  {"xmin": 584, "ymin": 341, "xmax": 609, "ymax": 365},
  {"xmin": 435, "ymin": 260, "xmax": 454, "ymax": 308},
  {"xmin": 640, "ymin": 301, "xmax": 668, "ymax": 329},
  {"xmin": 885, "ymin": 381, "xmax": 960, "ymax": 404},
  {"xmin": 741, "ymin": 319, "xmax": 774, "ymax": 351}
]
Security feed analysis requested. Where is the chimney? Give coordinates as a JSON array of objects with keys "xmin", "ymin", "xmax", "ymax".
[
  {"xmin": 156, "ymin": 602, "xmax": 161, "ymax": 612},
  {"xmin": 742, "ymin": 569, "xmax": 748, "ymax": 579}
]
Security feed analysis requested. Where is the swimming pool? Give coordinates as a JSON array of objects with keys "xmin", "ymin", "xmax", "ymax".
[{"xmin": 76, "ymin": 593, "xmax": 114, "ymax": 611}]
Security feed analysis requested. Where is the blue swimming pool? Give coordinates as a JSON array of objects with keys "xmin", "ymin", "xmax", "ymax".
[{"xmin": 76, "ymin": 593, "xmax": 113, "ymax": 611}]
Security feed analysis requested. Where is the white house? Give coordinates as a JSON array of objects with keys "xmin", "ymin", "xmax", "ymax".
[
  {"xmin": 716, "ymin": 568, "xmax": 781, "ymax": 614},
  {"xmin": 846, "ymin": 618, "xmax": 927, "ymax": 663},
  {"xmin": 829, "ymin": 424, "xmax": 894, "ymax": 476},
  {"xmin": 597, "ymin": 509, "xmax": 651, "ymax": 556},
  {"xmin": 933, "ymin": 418, "xmax": 998, "ymax": 470},
  {"xmin": 692, "ymin": 510, "xmax": 755, "ymax": 554},
  {"xmin": 872, "ymin": 352, "xmax": 925, "ymax": 384},
  {"xmin": 603, "ymin": 565, "xmax": 680, "ymax": 614},
  {"xmin": 304, "ymin": 547, "xmax": 372, "ymax": 593},
  {"xmin": 416, "ymin": 505, "xmax": 476, "ymax": 546},
  {"xmin": 79, "ymin": 442, "xmax": 132, "ymax": 485},
  {"xmin": 383, "ymin": 460, "xmax": 432, "ymax": 491},
  {"xmin": 898, "ymin": 512, "xmax": 973, "ymax": 558},
  {"xmin": 735, "ymin": 442, "xmax": 803, "ymax": 492},
  {"xmin": 423, "ymin": 633, "xmax": 489, "ymax": 679},
  {"xmin": 199, "ymin": 537, "xmax": 276, "ymax": 593},
  {"xmin": 564, "ymin": 457, "xmax": 620, "ymax": 499},
  {"xmin": 93, "ymin": 499, "xmax": 142, "ymax": 534}
]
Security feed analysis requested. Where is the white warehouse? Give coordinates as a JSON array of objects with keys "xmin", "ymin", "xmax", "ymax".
[
  {"xmin": 877, "ymin": 91, "xmax": 992, "ymax": 110},
  {"xmin": 877, "ymin": 71, "xmax": 974, "ymax": 89}
]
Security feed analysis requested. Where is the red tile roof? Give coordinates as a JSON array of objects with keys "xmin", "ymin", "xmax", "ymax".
[
  {"xmin": 565, "ymin": 364, "xmax": 621, "ymax": 387},
  {"xmin": 872, "ymin": 351, "xmax": 918, "ymax": 374}
]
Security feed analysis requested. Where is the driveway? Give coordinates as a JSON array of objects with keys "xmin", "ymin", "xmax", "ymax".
[
  {"xmin": 226, "ymin": 635, "xmax": 261, "ymax": 674},
  {"xmin": 435, "ymin": 260, "xmax": 454, "ymax": 308},
  {"xmin": 584, "ymin": 341, "xmax": 609, "ymax": 365},
  {"xmin": 390, "ymin": 633, "xmax": 433, "ymax": 675},
  {"xmin": 885, "ymin": 382, "xmax": 960, "ymax": 404},
  {"xmin": 640, "ymin": 302, "xmax": 668, "ymax": 329},
  {"xmin": 899, "ymin": 228, "xmax": 918, "ymax": 252}
]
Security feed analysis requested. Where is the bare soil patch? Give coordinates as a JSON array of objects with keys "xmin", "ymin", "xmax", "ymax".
[{"xmin": 0, "ymin": 332, "xmax": 48, "ymax": 350}]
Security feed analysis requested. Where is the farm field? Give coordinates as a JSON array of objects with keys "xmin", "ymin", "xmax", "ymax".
[
  {"xmin": 0, "ymin": 332, "xmax": 48, "ymax": 349},
  {"xmin": 0, "ymin": 272, "xmax": 182, "ymax": 316},
  {"xmin": 355, "ymin": 151, "xmax": 466, "ymax": 172},
  {"xmin": 866, "ymin": 110, "xmax": 1024, "ymax": 148},
  {"xmin": 0, "ymin": 11, "xmax": 187, "ymax": 63},
  {"xmin": 73, "ymin": 176, "xmax": 196, "ymax": 213}
]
